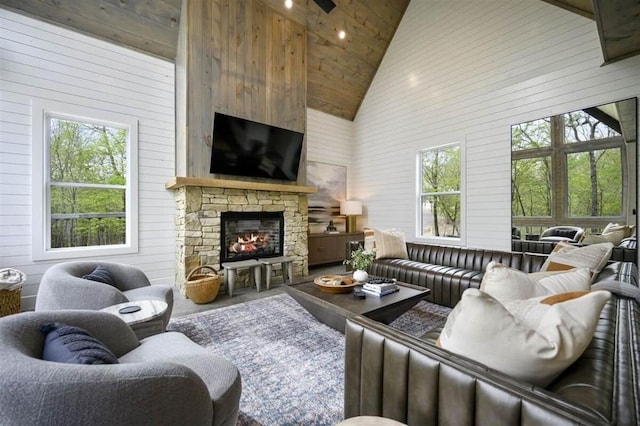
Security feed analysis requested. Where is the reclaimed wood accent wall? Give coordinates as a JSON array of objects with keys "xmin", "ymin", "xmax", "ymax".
[{"xmin": 176, "ymin": 0, "xmax": 307, "ymax": 181}]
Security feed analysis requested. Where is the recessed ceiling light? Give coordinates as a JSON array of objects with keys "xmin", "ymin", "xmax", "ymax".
[
  {"xmin": 285, "ymin": 0, "xmax": 293, "ymax": 9},
  {"xmin": 338, "ymin": 30, "xmax": 346, "ymax": 39}
]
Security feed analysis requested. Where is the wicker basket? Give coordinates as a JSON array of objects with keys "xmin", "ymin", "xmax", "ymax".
[
  {"xmin": 0, "ymin": 287, "xmax": 21, "ymax": 317},
  {"xmin": 185, "ymin": 265, "xmax": 221, "ymax": 304}
]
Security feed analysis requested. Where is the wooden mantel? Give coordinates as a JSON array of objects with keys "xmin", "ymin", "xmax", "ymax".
[{"xmin": 165, "ymin": 176, "xmax": 317, "ymax": 194}]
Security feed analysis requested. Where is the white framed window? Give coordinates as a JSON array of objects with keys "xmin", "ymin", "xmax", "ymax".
[
  {"xmin": 32, "ymin": 101, "xmax": 138, "ymax": 260},
  {"xmin": 417, "ymin": 142, "xmax": 464, "ymax": 242}
]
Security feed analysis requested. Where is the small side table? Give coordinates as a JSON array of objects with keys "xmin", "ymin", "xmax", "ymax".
[
  {"xmin": 258, "ymin": 256, "xmax": 294, "ymax": 289},
  {"xmin": 101, "ymin": 300, "xmax": 168, "ymax": 340},
  {"xmin": 221, "ymin": 259, "xmax": 262, "ymax": 297}
]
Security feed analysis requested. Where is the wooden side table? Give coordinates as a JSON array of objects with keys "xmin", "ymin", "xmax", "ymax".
[{"xmin": 101, "ymin": 300, "xmax": 168, "ymax": 339}]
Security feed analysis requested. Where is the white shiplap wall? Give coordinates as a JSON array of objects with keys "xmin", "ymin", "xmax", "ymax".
[
  {"xmin": 350, "ymin": 0, "xmax": 640, "ymax": 250},
  {"xmin": 0, "ymin": 10, "xmax": 176, "ymax": 309},
  {"xmin": 306, "ymin": 107, "xmax": 355, "ymax": 192}
]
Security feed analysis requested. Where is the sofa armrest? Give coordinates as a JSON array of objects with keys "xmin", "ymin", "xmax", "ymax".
[{"xmin": 344, "ymin": 316, "xmax": 606, "ymax": 426}]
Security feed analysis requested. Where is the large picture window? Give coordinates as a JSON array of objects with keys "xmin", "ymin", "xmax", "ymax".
[
  {"xmin": 418, "ymin": 144, "xmax": 462, "ymax": 240},
  {"xmin": 512, "ymin": 105, "xmax": 628, "ymax": 235},
  {"xmin": 33, "ymin": 102, "xmax": 138, "ymax": 260}
]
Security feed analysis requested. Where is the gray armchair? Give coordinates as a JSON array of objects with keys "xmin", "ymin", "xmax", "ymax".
[
  {"xmin": 0, "ymin": 310, "xmax": 241, "ymax": 426},
  {"xmin": 35, "ymin": 261, "xmax": 173, "ymax": 332}
]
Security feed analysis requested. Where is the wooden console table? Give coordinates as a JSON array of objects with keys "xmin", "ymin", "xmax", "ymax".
[{"xmin": 308, "ymin": 232, "xmax": 364, "ymax": 266}]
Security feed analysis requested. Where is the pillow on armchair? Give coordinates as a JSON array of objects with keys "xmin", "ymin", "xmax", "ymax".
[
  {"xmin": 82, "ymin": 265, "xmax": 116, "ymax": 285},
  {"xmin": 40, "ymin": 322, "xmax": 119, "ymax": 365}
]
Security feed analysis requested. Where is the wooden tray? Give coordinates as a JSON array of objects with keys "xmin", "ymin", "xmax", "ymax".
[{"xmin": 313, "ymin": 275, "xmax": 358, "ymax": 293}]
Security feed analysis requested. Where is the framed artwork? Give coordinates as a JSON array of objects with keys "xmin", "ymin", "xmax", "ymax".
[{"xmin": 307, "ymin": 161, "xmax": 346, "ymax": 233}]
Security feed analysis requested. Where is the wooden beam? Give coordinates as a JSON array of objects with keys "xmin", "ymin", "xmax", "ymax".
[
  {"xmin": 592, "ymin": 0, "xmax": 640, "ymax": 64},
  {"xmin": 540, "ymin": 0, "xmax": 594, "ymax": 19},
  {"xmin": 166, "ymin": 176, "xmax": 317, "ymax": 193}
]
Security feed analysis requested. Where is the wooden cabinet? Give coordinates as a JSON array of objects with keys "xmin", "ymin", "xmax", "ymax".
[{"xmin": 308, "ymin": 232, "xmax": 364, "ymax": 266}]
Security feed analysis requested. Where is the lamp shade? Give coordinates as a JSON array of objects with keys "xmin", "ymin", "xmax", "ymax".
[{"xmin": 340, "ymin": 200, "xmax": 362, "ymax": 216}]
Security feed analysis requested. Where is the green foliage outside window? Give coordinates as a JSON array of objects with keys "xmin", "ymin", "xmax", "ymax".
[
  {"xmin": 48, "ymin": 118, "xmax": 128, "ymax": 248},
  {"xmin": 419, "ymin": 145, "xmax": 461, "ymax": 238},
  {"xmin": 511, "ymin": 110, "xmax": 623, "ymax": 223}
]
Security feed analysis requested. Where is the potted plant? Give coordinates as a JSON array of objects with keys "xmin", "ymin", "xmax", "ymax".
[{"xmin": 344, "ymin": 247, "xmax": 375, "ymax": 282}]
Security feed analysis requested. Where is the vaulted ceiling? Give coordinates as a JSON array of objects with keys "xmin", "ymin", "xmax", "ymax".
[{"xmin": 0, "ymin": 0, "xmax": 638, "ymax": 121}]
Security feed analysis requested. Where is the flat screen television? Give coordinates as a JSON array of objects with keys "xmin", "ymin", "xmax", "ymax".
[{"xmin": 210, "ymin": 112, "xmax": 304, "ymax": 181}]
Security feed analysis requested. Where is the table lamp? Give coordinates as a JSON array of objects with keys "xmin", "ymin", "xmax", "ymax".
[{"xmin": 340, "ymin": 200, "xmax": 362, "ymax": 233}]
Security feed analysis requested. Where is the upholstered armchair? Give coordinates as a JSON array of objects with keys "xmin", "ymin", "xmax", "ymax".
[
  {"xmin": 35, "ymin": 261, "xmax": 173, "ymax": 331},
  {"xmin": 539, "ymin": 226, "xmax": 584, "ymax": 243},
  {"xmin": 0, "ymin": 310, "xmax": 241, "ymax": 426}
]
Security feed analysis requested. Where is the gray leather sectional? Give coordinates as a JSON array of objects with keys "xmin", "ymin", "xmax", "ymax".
[{"xmin": 346, "ymin": 242, "xmax": 639, "ymax": 425}]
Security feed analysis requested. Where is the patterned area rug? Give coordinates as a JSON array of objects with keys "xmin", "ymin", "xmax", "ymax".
[{"xmin": 168, "ymin": 293, "xmax": 449, "ymax": 426}]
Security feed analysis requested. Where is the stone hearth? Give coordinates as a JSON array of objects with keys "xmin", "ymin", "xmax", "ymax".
[{"xmin": 167, "ymin": 178, "xmax": 313, "ymax": 295}]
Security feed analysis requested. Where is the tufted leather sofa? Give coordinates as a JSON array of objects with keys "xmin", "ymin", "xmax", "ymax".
[
  {"xmin": 368, "ymin": 242, "xmax": 547, "ymax": 308},
  {"xmin": 347, "ymin": 243, "xmax": 640, "ymax": 425}
]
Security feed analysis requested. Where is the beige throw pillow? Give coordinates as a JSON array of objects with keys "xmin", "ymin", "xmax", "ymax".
[
  {"xmin": 438, "ymin": 289, "xmax": 611, "ymax": 387},
  {"xmin": 581, "ymin": 231, "xmax": 625, "ymax": 246},
  {"xmin": 372, "ymin": 229, "xmax": 409, "ymax": 259},
  {"xmin": 582, "ymin": 223, "xmax": 635, "ymax": 246},
  {"xmin": 541, "ymin": 242, "xmax": 613, "ymax": 275},
  {"xmin": 480, "ymin": 261, "xmax": 591, "ymax": 305}
]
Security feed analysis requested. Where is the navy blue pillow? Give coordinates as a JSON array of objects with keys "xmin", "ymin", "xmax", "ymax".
[
  {"xmin": 40, "ymin": 322, "xmax": 119, "ymax": 365},
  {"xmin": 82, "ymin": 265, "xmax": 115, "ymax": 285}
]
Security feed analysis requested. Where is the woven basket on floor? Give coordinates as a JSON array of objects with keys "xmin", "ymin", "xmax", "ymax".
[
  {"xmin": 185, "ymin": 265, "xmax": 221, "ymax": 304},
  {"xmin": 0, "ymin": 288, "xmax": 21, "ymax": 317}
]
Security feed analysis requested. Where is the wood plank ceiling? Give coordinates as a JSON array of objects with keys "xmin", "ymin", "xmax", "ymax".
[
  {"xmin": 1, "ymin": 0, "xmax": 638, "ymax": 120},
  {"xmin": 0, "ymin": 0, "xmax": 408, "ymax": 121}
]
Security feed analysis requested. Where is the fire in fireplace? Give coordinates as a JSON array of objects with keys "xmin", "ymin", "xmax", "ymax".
[{"xmin": 220, "ymin": 211, "xmax": 284, "ymax": 263}]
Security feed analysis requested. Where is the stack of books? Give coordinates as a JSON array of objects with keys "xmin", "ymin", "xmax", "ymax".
[{"xmin": 362, "ymin": 279, "xmax": 399, "ymax": 297}]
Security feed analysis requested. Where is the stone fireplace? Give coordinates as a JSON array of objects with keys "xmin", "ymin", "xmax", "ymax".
[{"xmin": 167, "ymin": 178, "xmax": 314, "ymax": 296}]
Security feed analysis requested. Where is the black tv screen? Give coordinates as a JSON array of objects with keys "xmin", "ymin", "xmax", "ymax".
[{"xmin": 210, "ymin": 113, "xmax": 304, "ymax": 181}]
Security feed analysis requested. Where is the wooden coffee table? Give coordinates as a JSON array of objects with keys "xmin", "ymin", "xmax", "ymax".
[{"xmin": 283, "ymin": 277, "xmax": 430, "ymax": 332}]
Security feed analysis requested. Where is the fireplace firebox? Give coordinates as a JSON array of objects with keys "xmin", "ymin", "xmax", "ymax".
[{"xmin": 220, "ymin": 211, "xmax": 284, "ymax": 263}]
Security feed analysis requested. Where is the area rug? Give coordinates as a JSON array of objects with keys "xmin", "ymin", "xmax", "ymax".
[{"xmin": 168, "ymin": 294, "xmax": 449, "ymax": 426}]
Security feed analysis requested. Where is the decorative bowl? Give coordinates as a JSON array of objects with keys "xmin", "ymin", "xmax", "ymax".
[{"xmin": 313, "ymin": 275, "xmax": 358, "ymax": 293}]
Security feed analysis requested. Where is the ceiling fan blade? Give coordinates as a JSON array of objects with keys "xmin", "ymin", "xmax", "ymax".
[{"xmin": 313, "ymin": 0, "xmax": 336, "ymax": 14}]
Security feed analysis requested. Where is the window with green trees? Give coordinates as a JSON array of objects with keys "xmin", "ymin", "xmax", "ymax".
[
  {"xmin": 418, "ymin": 144, "xmax": 462, "ymax": 239},
  {"xmin": 511, "ymin": 102, "xmax": 631, "ymax": 236},
  {"xmin": 48, "ymin": 116, "xmax": 129, "ymax": 248},
  {"xmin": 33, "ymin": 104, "xmax": 138, "ymax": 260}
]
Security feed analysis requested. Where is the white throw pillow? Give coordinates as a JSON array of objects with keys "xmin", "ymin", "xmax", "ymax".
[
  {"xmin": 480, "ymin": 261, "xmax": 591, "ymax": 305},
  {"xmin": 372, "ymin": 229, "xmax": 409, "ymax": 259},
  {"xmin": 438, "ymin": 289, "xmax": 611, "ymax": 387},
  {"xmin": 541, "ymin": 242, "xmax": 613, "ymax": 275},
  {"xmin": 581, "ymin": 231, "xmax": 625, "ymax": 246}
]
